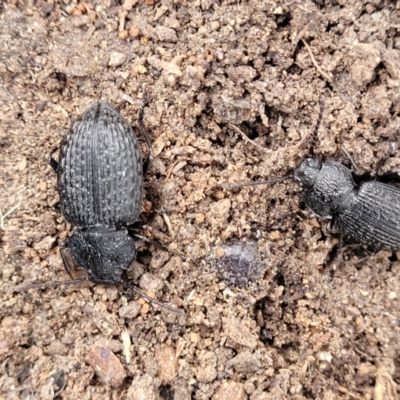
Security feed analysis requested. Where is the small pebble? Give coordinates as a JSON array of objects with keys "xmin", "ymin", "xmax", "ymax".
[
  {"xmin": 139, "ymin": 273, "xmax": 163, "ymax": 293},
  {"xmin": 76, "ymin": 3, "xmax": 86, "ymax": 13},
  {"xmin": 215, "ymin": 246, "xmax": 225, "ymax": 259},
  {"xmin": 223, "ymin": 317, "xmax": 258, "ymax": 349},
  {"xmin": 18, "ymin": 157, "xmax": 27, "ymax": 171},
  {"xmin": 118, "ymin": 301, "xmax": 141, "ymax": 319},
  {"xmin": 121, "ymin": 330, "xmax": 131, "ymax": 364},
  {"xmin": 228, "ymin": 66, "xmax": 257, "ymax": 84},
  {"xmin": 195, "ymin": 213, "xmax": 205, "ymax": 224},
  {"xmin": 47, "ymin": 340, "xmax": 68, "ymax": 356},
  {"xmin": 268, "ymin": 230, "xmax": 281, "ymax": 241},
  {"xmin": 197, "ymin": 365, "xmax": 217, "ymax": 383},
  {"xmin": 155, "ymin": 344, "xmax": 178, "ymax": 382},
  {"xmin": 130, "ymin": 25, "xmax": 140, "ymax": 38},
  {"xmin": 127, "ymin": 374, "xmax": 157, "ymax": 400},
  {"xmin": 137, "ymin": 65, "xmax": 147, "ymax": 74},
  {"xmin": 141, "ymin": 302, "xmax": 150, "ymax": 315},
  {"xmin": 211, "ymin": 21, "xmax": 221, "ymax": 31},
  {"xmin": 71, "ymin": 15, "xmax": 90, "ymax": 27},
  {"xmin": 152, "ymin": 26, "xmax": 178, "ymax": 42},
  {"xmin": 37, "ymin": 101, "xmax": 47, "ymax": 112},
  {"xmin": 190, "ymin": 332, "xmax": 199, "ymax": 343},
  {"xmin": 33, "ymin": 236, "xmax": 56, "ymax": 252},
  {"xmin": 162, "ymin": 61, "xmax": 183, "ymax": 77},
  {"xmin": 109, "ymin": 52, "xmax": 127, "ymax": 67},
  {"xmin": 227, "ymin": 351, "xmax": 262, "ymax": 373},
  {"xmin": 119, "ymin": 30, "xmax": 129, "ymax": 40},
  {"xmin": 39, "ymin": 181, "xmax": 47, "ymax": 192},
  {"xmin": 212, "ymin": 381, "xmax": 246, "ymax": 400},
  {"xmin": 86, "ymin": 346, "xmax": 125, "ymax": 388},
  {"xmin": 123, "ymin": 0, "xmax": 137, "ymax": 11},
  {"xmin": 150, "ymin": 250, "xmax": 170, "ymax": 269},
  {"xmin": 65, "ymin": 5, "xmax": 75, "ymax": 14}
]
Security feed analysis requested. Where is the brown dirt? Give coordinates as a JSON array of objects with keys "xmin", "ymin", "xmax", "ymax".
[{"xmin": 1, "ymin": 0, "xmax": 400, "ymax": 399}]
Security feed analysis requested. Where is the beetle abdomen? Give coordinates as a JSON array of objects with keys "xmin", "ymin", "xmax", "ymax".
[
  {"xmin": 59, "ymin": 102, "xmax": 143, "ymax": 227},
  {"xmin": 335, "ymin": 181, "xmax": 400, "ymax": 250}
]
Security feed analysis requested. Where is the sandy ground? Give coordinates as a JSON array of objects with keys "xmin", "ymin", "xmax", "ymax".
[{"xmin": 1, "ymin": 0, "xmax": 400, "ymax": 399}]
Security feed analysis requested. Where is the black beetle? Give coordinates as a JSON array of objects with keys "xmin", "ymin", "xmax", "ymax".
[
  {"xmin": 223, "ymin": 99, "xmax": 400, "ymax": 252},
  {"xmin": 52, "ymin": 102, "xmax": 143, "ymax": 283},
  {"xmin": 22, "ymin": 101, "xmax": 181, "ymax": 313}
]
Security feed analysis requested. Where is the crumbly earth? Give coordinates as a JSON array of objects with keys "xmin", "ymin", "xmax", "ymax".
[{"xmin": 1, "ymin": 0, "xmax": 400, "ymax": 399}]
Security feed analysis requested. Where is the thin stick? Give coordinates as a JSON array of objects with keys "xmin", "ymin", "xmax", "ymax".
[
  {"xmin": 301, "ymin": 39, "xmax": 332, "ymax": 83},
  {"xmin": 14, "ymin": 279, "xmax": 88, "ymax": 291},
  {"xmin": 336, "ymin": 385, "xmax": 364, "ymax": 400},
  {"xmin": 340, "ymin": 144, "xmax": 360, "ymax": 174},
  {"xmin": 162, "ymin": 213, "xmax": 175, "ymax": 238},
  {"xmin": 0, "ymin": 203, "xmax": 20, "ymax": 230},
  {"xmin": 229, "ymin": 123, "xmax": 266, "ymax": 151},
  {"xmin": 166, "ymin": 159, "xmax": 181, "ymax": 180}
]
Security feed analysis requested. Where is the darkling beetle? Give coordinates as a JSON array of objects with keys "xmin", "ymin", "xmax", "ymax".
[
  {"xmin": 20, "ymin": 100, "xmax": 182, "ymax": 314},
  {"xmin": 223, "ymin": 98, "xmax": 400, "ymax": 252}
]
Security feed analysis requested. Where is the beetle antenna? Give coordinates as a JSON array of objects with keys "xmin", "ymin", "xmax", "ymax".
[
  {"xmin": 137, "ymin": 89, "xmax": 154, "ymax": 175},
  {"xmin": 221, "ymin": 174, "xmax": 293, "ymax": 190},
  {"xmin": 307, "ymin": 97, "xmax": 325, "ymax": 158},
  {"xmin": 121, "ymin": 282, "xmax": 184, "ymax": 314},
  {"xmin": 14, "ymin": 278, "xmax": 88, "ymax": 292}
]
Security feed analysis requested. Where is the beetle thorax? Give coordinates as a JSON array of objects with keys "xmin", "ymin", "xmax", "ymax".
[
  {"xmin": 298, "ymin": 161, "xmax": 356, "ymax": 218},
  {"xmin": 66, "ymin": 228, "xmax": 136, "ymax": 284}
]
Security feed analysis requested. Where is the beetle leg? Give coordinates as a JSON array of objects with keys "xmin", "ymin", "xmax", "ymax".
[
  {"xmin": 127, "ymin": 220, "xmax": 148, "ymax": 231},
  {"xmin": 121, "ymin": 281, "xmax": 184, "ymax": 314},
  {"xmin": 142, "ymin": 156, "xmax": 152, "ymax": 176},
  {"xmin": 52, "ymin": 201, "xmax": 61, "ymax": 213},
  {"xmin": 15, "ymin": 278, "xmax": 88, "ymax": 291},
  {"xmin": 48, "ymin": 146, "xmax": 60, "ymax": 172},
  {"xmin": 324, "ymin": 236, "xmax": 345, "ymax": 268},
  {"xmin": 60, "ymin": 242, "xmax": 89, "ymax": 280},
  {"xmin": 132, "ymin": 232, "xmax": 187, "ymax": 260}
]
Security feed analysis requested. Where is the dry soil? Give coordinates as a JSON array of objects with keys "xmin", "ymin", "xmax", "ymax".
[{"xmin": 1, "ymin": 0, "xmax": 400, "ymax": 399}]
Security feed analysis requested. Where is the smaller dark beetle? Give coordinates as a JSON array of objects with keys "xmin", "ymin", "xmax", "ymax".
[
  {"xmin": 23, "ymin": 102, "xmax": 180, "ymax": 313},
  {"xmin": 293, "ymin": 158, "xmax": 400, "ymax": 251},
  {"xmin": 224, "ymin": 99, "xmax": 400, "ymax": 252}
]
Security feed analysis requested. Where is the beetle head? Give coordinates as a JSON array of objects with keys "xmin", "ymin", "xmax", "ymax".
[
  {"xmin": 293, "ymin": 158, "xmax": 322, "ymax": 189},
  {"xmin": 65, "ymin": 229, "xmax": 136, "ymax": 284}
]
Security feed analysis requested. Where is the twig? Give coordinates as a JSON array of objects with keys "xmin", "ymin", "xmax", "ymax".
[
  {"xmin": 301, "ymin": 39, "xmax": 332, "ymax": 83},
  {"xmin": 166, "ymin": 159, "xmax": 181, "ymax": 180},
  {"xmin": 0, "ymin": 204, "xmax": 20, "ymax": 230},
  {"xmin": 229, "ymin": 123, "xmax": 268, "ymax": 151},
  {"xmin": 336, "ymin": 385, "xmax": 364, "ymax": 400},
  {"xmin": 229, "ymin": 122, "xmax": 313, "ymax": 157},
  {"xmin": 162, "ymin": 213, "xmax": 175, "ymax": 238}
]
